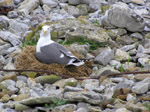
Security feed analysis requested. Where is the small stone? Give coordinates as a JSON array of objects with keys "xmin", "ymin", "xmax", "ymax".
[
  {"xmin": 120, "ymin": 44, "xmax": 136, "ymax": 52},
  {"xmin": 40, "ymin": 0, "xmax": 58, "ymax": 8},
  {"xmin": 12, "ymin": 94, "xmax": 30, "ymax": 101},
  {"xmin": 126, "ymin": 94, "xmax": 136, "ymax": 102},
  {"xmin": 64, "ymin": 86, "xmax": 83, "ymax": 92},
  {"xmin": 64, "ymin": 78, "xmax": 78, "ymax": 87},
  {"xmin": 7, "ymin": 11, "xmax": 18, "ymax": 18},
  {"xmin": 135, "ymin": 74, "xmax": 150, "ymax": 81},
  {"xmin": 35, "ymin": 75, "xmax": 61, "ymax": 84},
  {"xmin": 115, "ymin": 108, "xmax": 130, "ymax": 112},
  {"xmin": 81, "ymin": 79, "xmax": 99, "ymax": 90},
  {"xmin": 53, "ymin": 104, "xmax": 77, "ymax": 112},
  {"xmin": 109, "ymin": 60, "xmax": 121, "ymax": 69},
  {"xmin": 130, "ymin": 32, "xmax": 143, "ymax": 40},
  {"xmin": 95, "ymin": 48, "xmax": 114, "ymax": 65},
  {"xmin": 138, "ymin": 58, "xmax": 150, "ymax": 67},
  {"xmin": 1, "ymin": 94, "xmax": 10, "ymax": 103},
  {"xmin": 15, "ymin": 103, "xmax": 31, "ymax": 111},
  {"xmin": 115, "ymin": 49, "xmax": 131, "ymax": 61}
]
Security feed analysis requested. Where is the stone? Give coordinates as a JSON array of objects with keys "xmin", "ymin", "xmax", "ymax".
[
  {"xmin": 69, "ymin": 43, "xmax": 89, "ymax": 56},
  {"xmin": 81, "ymin": 79, "xmax": 99, "ymax": 90},
  {"xmin": 101, "ymin": 2, "xmax": 145, "ymax": 32},
  {"xmin": 35, "ymin": 75, "xmax": 61, "ymax": 85},
  {"xmin": 53, "ymin": 104, "xmax": 77, "ymax": 112},
  {"xmin": 120, "ymin": 44, "xmax": 136, "ymax": 52},
  {"xmin": 12, "ymin": 94, "xmax": 30, "ymax": 101},
  {"xmin": 115, "ymin": 108, "xmax": 130, "ymax": 112},
  {"xmin": 109, "ymin": 60, "xmax": 121, "ymax": 69},
  {"xmin": 115, "ymin": 49, "xmax": 131, "ymax": 61},
  {"xmin": 15, "ymin": 104, "xmax": 31, "ymax": 111},
  {"xmin": 21, "ymin": 96, "xmax": 57, "ymax": 105},
  {"xmin": 88, "ymin": 0, "xmax": 102, "ymax": 12},
  {"xmin": 14, "ymin": 0, "xmax": 24, "ymax": 5},
  {"xmin": 0, "ymin": 0, "xmax": 14, "ymax": 7},
  {"xmin": 18, "ymin": 0, "xmax": 39, "ymax": 16},
  {"xmin": 9, "ymin": 19, "xmax": 30, "ymax": 36},
  {"xmin": 64, "ymin": 86, "xmax": 83, "ymax": 92},
  {"xmin": 40, "ymin": 0, "xmax": 58, "ymax": 8},
  {"xmin": 131, "ymin": 0, "xmax": 145, "ymax": 5},
  {"xmin": 91, "ymin": 66, "xmax": 119, "ymax": 78},
  {"xmin": 130, "ymin": 32, "xmax": 143, "ymax": 40},
  {"xmin": 7, "ymin": 11, "xmax": 18, "ymax": 18},
  {"xmin": 116, "ymin": 35, "xmax": 134, "ymax": 45},
  {"xmin": 110, "ymin": 77, "xmax": 124, "ymax": 83},
  {"xmin": 75, "ymin": 108, "xmax": 87, "ymax": 112},
  {"xmin": 135, "ymin": 74, "xmax": 150, "ymax": 81},
  {"xmin": 138, "ymin": 58, "xmax": 150, "ymax": 67},
  {"xmin": 132, "ymin": 78, "xmax": 150, "ymax": 94},
  {"xmin": 1, "ymin": 94, "xmax": 10, "ymax": 103},
  {"xmin": 0, "ymin": 31, "xmax": 21, "ymax": 46},
  {"xmin": 0, "ymin": 44, "xmax": 11, "ymax": 55},
  {"xmin": 126, "ymin": 94, "xmax": 136, "ymax": 102},
  {"xmin": 95, "ymin": 48, "xmax": 114, "ymax": 65},
  {"xmin": 68, "ymin": 0, "xmax": 80, "ymax": 5},
  {"xmin": 122, "ymin": 62, "xmax": 136, "ymax": 71}
]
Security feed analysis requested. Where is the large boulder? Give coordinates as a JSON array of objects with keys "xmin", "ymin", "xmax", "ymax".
[{"xmin": 101, "ymin": 2, "xmax": 145, "ymax": 32}]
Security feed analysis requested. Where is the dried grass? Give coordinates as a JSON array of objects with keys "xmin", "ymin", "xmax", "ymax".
[{"xmin": 15, "ymin": 46, "xmax": 93, "ymax": 78}]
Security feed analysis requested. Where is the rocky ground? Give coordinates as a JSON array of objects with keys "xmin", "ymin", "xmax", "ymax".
[{"xmin": 0, "ymin": 0, "xmax": 150, "ymax": 112}]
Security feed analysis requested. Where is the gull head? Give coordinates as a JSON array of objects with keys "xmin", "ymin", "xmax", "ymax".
[{"xmin": 41, "ymin": 25, "xmax": 51, "ymax": 37}]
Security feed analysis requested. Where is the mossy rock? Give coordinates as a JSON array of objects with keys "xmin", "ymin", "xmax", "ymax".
[
  {"xmin": 64, "ymin": 78, "xmax": 78, "ymax": 87},
  {"xmin": 101, "ymin": 5, "xmax": 110, "ymax": 13},
  {"xmin": 15, "ymin": 103, "xmax": 31, "ymax": 111},
  {"xmin": 145, "ymin": 33, "xmax": 150, "ymax": 39},
  {"xmin": 12, "ymin": 94, "xmax": 30, "ymax": 101},
  {"xmin": 1, "ymin": 94, "xmax": 10, "ymax": 103},
  {"xmin": 35, "ymin": 75, "xmax": 62, "ymax": 84},
  {"xmin": 21, "ymin": 72, "xmax": 37, "ymax": 78}
]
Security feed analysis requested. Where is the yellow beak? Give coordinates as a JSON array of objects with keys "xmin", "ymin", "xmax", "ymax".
[{"xmin": 43, "ymin": 30, "xmax": 47, "ymax": 34}]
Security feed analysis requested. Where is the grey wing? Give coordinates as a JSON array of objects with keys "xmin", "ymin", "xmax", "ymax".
[{"xmin": 54, "ymin": 42, "xmax": 77, "ymax": 58}]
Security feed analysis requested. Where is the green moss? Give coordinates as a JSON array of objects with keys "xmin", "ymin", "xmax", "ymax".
[
  {"xmin": 59, "ymin": 37, "xmax": 106, "ymax": 50},
  {"xmin": 51, "ymin": 32, "xmax": 58, "ymax": 39},
  {"xmin": 21, "ymin": 72, "xmax": 37, "ymax": 78},
  {"xmin": 101, "ymin": 5, "xmax": 110, "ymax": 13}
]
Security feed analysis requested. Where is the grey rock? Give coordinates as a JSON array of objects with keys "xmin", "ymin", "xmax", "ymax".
[
  {"xmin": 0, "ymin": 55, "xmax": 6, "ymax": 67},
  {"xmin": 40, "ymin": 0, "xmax": 58, "ymax": 8},
  {"xmin": 115, "ymin": 49, "xmax": 131, "ymax": 61},
  {"xmin": 53, "ymin": 104, "xmax": 77, "ymax": 112},
  {"xmin": 19, "ymin": 87, "xmax": 30, "ymax": 95},
  {"xmin": 18, "ymin": 0, "xmax": 40, "ymax": 16},
  {"xmin": 130, "ymin": 32, "xmax": 143, "ymax": 40},
  {"xmin": 126, "ymin": 94, "xmax": 136, "ymax": 102},
  {"xmin": 59, "ymin": 0, "xmax": 68, "ymax": 3},
  {"xmin": 5, "ymin": 46, "xmax": 18, "ymax": 55},
  {"xmin": 30, "ymin": 88, "xmax": 46, "ymax": 97},
  {"xmin": 7, "ymin": 11, "xmax": 18, "ymax": 19},
  {"xmin": 2, "ymin": 108, "xmax": 17, "ymax": 112},
  {"xmin": 0, "ymin": 31, "xmax": 21, "ymax": 46},
  {"xmin": 15, "ymin": 103, "xmax": 31, "ymax": 111},
  {"xmin": 64, "ymin": 86, "xmax": 83, "ymax": 92},
  {"xmin": 129, "ymin": 49, "xmax": 137, "ymax": 56},
  {"xmin": 109, "ymin": 60, "xmax": 121, "ymax": 69},
  {"xmin": 115, "ymin": 108, "xmax": 130, "ymax": 112},
  {"xmin": 95, "ymin": 48, "xmax": 114, "ymax": 65},
  {"xmin": 21, "ymin": 96, "xmax": 58, "ymax": 105},
  {"xmin": 138, "ymin": 58, "xmax": 150, "ymax": 67},
  {"xmin": 110, "ymin": 77, "xmax": 124, "ymax": 83},
  {"xmin": 116, "ymin": 79, "xmax": 134, "ymax": 90},
  {"xmin": 86, "ymin": 53, "xmax": 95, "ymax": 60},
  {"xmin": 93, "ymin": 85, "xmax": 105, "ymax": 93},
  {"xmin": 133, "ymin": 6, "xmax": 148, "ymax": 16},
  {"xmin": 14, "ymin": 0, "xmax": 24, "ymax": 5},
  {"xmin": 68, "ymin": 0, "xmax": 81, "ymax": 5},
  {"xmin": 132, "ymin": 78, "xmax": 150, "ymax": 94},
  {"xmin": 0, "ymin": 44, "xmax": 11, "ymax": 55},
  {"xmin": 91, "ymin": 66, "xmax": 119, "ymax": 78},
  {"xmin": 0, "ymin": 16, "xmax": 10, "ymax": 30},
  {"xmin": 116, "ymin": 35, "xmax": 134, "ymax": 45},
  {"xmin": 9, "ymin": 19, "xmax": 30, "ymax": 36},
  {"xmin": 89, "ymin": 0, "xmax": 102, "ymax": 12},
  {"xmin": 0, "ymin": 79, "xmax": 18, "ymax": 93},
  {"xmin": 102, "ymin": 2, "xmax": 145, "ymax": 32},
  {"xmin": 16, "ymin": 80, "xmax": 27, "ymax": 89},
  {"xmin": 17, "ymin": 76, "xmax": 28, "ymax": 82},
  {"xmin": 120, "ymin": 44, "xmax": 136, "ymax": 52},
  {"xmin": 110, "ymin": 28, "xmax": 127, "ymax": 36},
  {"xmin": 75, "ymin": 108, "xmax": 87, "ymax": 112},
  {"xmin": 122, "ymin": 62, "xmax": 136, "ymax": 70},
  {"xmin": 81, "ymin": 79, "xmax": 99, "ymax": 90}
]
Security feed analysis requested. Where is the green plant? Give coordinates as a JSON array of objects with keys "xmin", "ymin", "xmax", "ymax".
[
  {"xmin": 59, "ymin": 37, "xmax": 106, "ymax": 50},
  {"xmin": 120, "ymin": 64, "xmax": 125, "ymax": 72},
  {"xmin": 144, "ymin": 103, "xmax": 150, "ymax": 111},
  {"xmin": 45, "ymin": 98, "xmax": 68, "ymax": 110}
]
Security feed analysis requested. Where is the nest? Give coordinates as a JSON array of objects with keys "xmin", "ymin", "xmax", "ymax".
[{"xmin": 15, "ymin": 46, "xmax": 93, "ymax": 78}]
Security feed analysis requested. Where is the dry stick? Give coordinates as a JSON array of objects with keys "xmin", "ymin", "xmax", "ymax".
[{"xmin": 0, "ymin": 68, "xmax": 150, "ymax": 80}]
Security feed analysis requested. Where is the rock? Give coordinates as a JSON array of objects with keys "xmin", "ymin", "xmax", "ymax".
[
  {"xmin": 115, "ymin": 108, "xmax": 130, "ymax": 112},
  {"xmin": 138, "ymin": 58, "xmax": 150, "ymax": 67},
  {"xmin": 21, "ymin": 96, "xmax": 57, "ymax": 105},
  {"xmin": 3, "ymin": 73, "xmax": 17, "ymax": 81},
  {"xmin": 14, "ymin": 0, "xmax": 24, "ymax": 5},
  {"xmin": 115, "ymin": 49, "xmax": 131, "ymax": 61},
  {"xmin": 53, "ymin": 78, "xmax": 78, "ymax": 88},
  {"xmin": 131, "ymin": 0, "xmax": 145, "ymax": 5},
  {"xmin": 7, "ymin": 11, "xmax": 18, "ymax": 18},
  {"xmin": 110, "ymin": 77, "xmax": 124, "ymax": 83},
  {"xmin": 64, "ymin": 91, "xmax": 103, "ymax": 105},
  {"xmin": 64, "ymin": 86, "xmax": 83, "ymax": 92},
  {"xmin": 15, "ymin": 103, "xmax": 31, "ymax": 111},
  {"xmin": 101, "ymin": 2, "xmax": 145, "ymax": 32},
  {"xmin": 126, "ymin": 94, "xmax": 136, "ymax": 102},
  {"xmin": 9, "ymin": 19, "xmax": 30, "ymax": 36},
  {"xmin": 81, "ymin": 79, "xmax": 99, "ymax": 90},
  {"xmin": 69, "ymin": 43, "xmax": 89, "ymax": 56},
  {"xmin": 130, "ymin": 32, "xmax": 143, "ymax": 40},
  {"xmin": 122, "ymin": 62, "xmax": 136, "ymax": 71},
  {"xmin": 120, "ymin": 44, "xmax": 136, "ymax": 52},
  {"xmin": 91, "ymin": 66, "xmax": 119, "ymax": 78},
  {"xmin": 12, "ymin": 94, "xmax": 30, "ymax": 101},
  {"xmin": 0, "ymin": 55, "xmax": 6, "ymax": 68},
  {"xmin": 109, "ymin": 60, "xmax": 121, "ymax": 69},
  {"xmin": 68, "ymin": 0, "xmax": 80, "ymax": 5},
  {"xmin": 75, "ymin": 108, "xmax": 87, "ymax": 112},
  {"xmin": 88, "ymin": 0, "xmax": 102, "ymax": 12},
  {"xmin": 0, "ymin": 0, "xmax": 14, "ymax": 7},
  {"xmin": 116, "ymin": 35, "xmax": 134, "ymax": 45},
  {"xmin": 0, "ymin": 79, "xmax": 18, "ymax": 93},
  {"xmin": 95, "ymin": 48, "xmax": 114, "ymax": 65},
  {"xmin": 0, "ymin": 16, "xmax": 10, "ymax": 30},
  {"xmin": 40, "ymin": 0, "xmax": 58, "ymax": 8},
  {"xmin": 35, "ymin": 75, "xmax": 61, "ymax": 84},
  {"xmin": 132, "ymin": 78, "xmax": 150, "ymax": 94},
  {"xmin": 135, "ymin": 74, "xmax": 150, "ymax": 81},
  {"xmin": 16, "ymin": 80, "xmax": 27, "ymax": 89},
  {"xmin": 53, "ymin": 104, "xmax": 77, "ymax": 112},
  {"xmin": 0, "ymin": 44, "xmax": 11, "ymax": 55},
  {"xmin": 0, "ymin": 31, "xmax": 21, "ymax": 46},
  {"xmin": 1, "ymin": 94, "xmax": 10, "ymax": 103},
  {"xmin": 18, "ymin": 0, "xmax": 39, "ymax": 16}
]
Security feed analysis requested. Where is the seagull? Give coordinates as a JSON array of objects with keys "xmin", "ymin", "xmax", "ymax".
[{"xmin": 35, "ymin": 25, "xmax": 85, "ymax": 66}]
